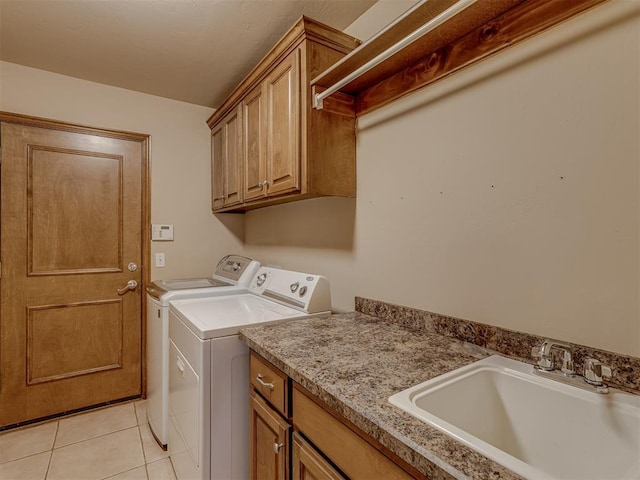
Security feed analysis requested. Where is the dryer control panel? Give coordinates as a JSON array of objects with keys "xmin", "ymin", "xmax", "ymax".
[{"xmin": 249, "ymin": 267, "xmax": 331, "ymax": 314}]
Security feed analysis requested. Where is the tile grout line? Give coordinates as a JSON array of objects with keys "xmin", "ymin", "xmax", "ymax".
[
  {"xmin": 44, "ymin": 421, "xmax": 59, "ymax": 480},
  {"xmin": 54, "ymin": 411, "xmax": 139, "ymax": 449},
  {"xmin": 137, "ymin": 424, "xmax": 149, "ymax": 466},
  {"xmin": 56, "ymin": 423, "xmax": 139, "ymax": 448}
]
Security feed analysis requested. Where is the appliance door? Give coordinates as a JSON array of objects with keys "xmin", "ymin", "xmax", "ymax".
[
  {"xmin": 169, "ymin": 310, "xmax": 210, "ymax": 480},
  {"xmin": 146, "ymin": 294, "xmax": 168, "ymax": 447},
  {"xmin": 210, "ymin": 335, "xmax": 250, "ymax": 480}
]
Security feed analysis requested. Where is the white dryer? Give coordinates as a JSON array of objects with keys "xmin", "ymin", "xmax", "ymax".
[
  {"xmin": 145, "ymin": 254, "xmax": 260, "ymax": 448},
  {"xmin": 168, "ymin": 267, "xmax": 331, "ymax": 480}
]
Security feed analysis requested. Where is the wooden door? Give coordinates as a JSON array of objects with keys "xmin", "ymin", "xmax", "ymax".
[
  {"xmin": 211, "ymin": 106, "xmax": 243, "ymax": 211},
  {"xmin": 243, "ymin": 84, "xmax": 267, "ymax": 202},
  {"xmin": 265, "ymin": 48, "xmax": 300, "ymax": 197},
  {"xmin": 250, "ymin": 391, "xmax": 290, "ymax": 480},
  {"xmin": 0, "ymin": 117, "xmax": 148, "ymax": 427},
  {"xmin": 292, "ymin": 433, "xmax": 346, "ymax": 480}
]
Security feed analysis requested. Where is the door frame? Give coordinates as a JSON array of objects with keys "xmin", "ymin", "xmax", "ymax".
[{"xmin": 0, "ymin": 111, "xmax": 151, "ymax": 400}]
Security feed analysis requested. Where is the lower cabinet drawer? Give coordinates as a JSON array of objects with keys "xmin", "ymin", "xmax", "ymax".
[
  {"xmin": 250, "ymin": 352, "xmax": 288, "ymax": 416},
  {"xmin": 292, "ymin": 432, "xmax": 346, "ymax": 480},
  {"xmin": 293, "ymin": 385, "xmax": 415, "ymax": 480}
]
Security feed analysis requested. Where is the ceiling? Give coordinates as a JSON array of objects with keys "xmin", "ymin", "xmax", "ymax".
[{"xmin": 0, "ymin": 0, "xmax": 377, "ymax": 108}]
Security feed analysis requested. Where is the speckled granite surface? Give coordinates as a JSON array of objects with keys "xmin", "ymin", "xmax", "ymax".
[
  {"xmin": 356, "ymin": 297, "xmax": 640, "ymax": 394},
  {"xmin": 240, "ymin": 312, "xmax": 527, "ymax": 480}
]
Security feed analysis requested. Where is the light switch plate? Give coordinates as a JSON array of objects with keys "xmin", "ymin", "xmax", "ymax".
[{"xmin": 155, "ymin": 252, "xmax": 166, "ymax": 267}]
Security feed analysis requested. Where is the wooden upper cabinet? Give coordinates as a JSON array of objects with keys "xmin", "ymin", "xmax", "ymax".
[
  {"xmin": 207, "ymin": 17, "xmax": 360, "ymax": 213},
  {"xmin": 211, "ymin": 106, "xmax": 242, "ymax": 209}
]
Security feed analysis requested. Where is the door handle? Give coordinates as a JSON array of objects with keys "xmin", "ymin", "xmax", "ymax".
[{"xmin": 117, "ymin": 280, "xmax": 138, "ymax": 295}]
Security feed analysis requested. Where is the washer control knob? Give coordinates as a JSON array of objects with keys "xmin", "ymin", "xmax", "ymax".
[
  {"xmin": 290, "ymin": 282, "xmax": 299, "ymax": 293},
  {"xmin": 299, "ymin": 286, "xmax": 308, "ymax": 297},
  {"xmin": 256, "ymin": 273, "xmax": 267, "ymax": 286}
]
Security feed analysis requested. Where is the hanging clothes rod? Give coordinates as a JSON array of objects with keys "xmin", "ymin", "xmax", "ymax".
[{"xmin": 313, "ymin": 0, "xmax": 478, "ymax": 110}]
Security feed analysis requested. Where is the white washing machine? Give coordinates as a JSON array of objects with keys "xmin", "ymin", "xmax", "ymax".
[
  {"xmin": 167, "ymin": 266, "xmax": 331, "ymax": 480},
  {"xmin": 146, "ymin": 254, "xmax": 260, "ymax": 448}
]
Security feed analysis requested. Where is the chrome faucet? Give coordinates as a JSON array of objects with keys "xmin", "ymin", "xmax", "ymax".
[
  {"xmin": 583, "ymin": 358, "xmax": 612, "ymax": 388},
  {"xmin": 532, "ymin": 339, "xmax": 575, "ymax": 376},
  {"xmin": 532, "ymin": 339, "xmax": 612, "ymax": 394}
]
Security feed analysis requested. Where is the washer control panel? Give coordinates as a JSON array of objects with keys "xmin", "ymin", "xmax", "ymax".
[
  {"xmin": 212, "ymin": 255, "xmax": 261, "ymax": 285},
  {"xmin": 249, "ymin": 267, "xmax": 331, "ymax": 313}
]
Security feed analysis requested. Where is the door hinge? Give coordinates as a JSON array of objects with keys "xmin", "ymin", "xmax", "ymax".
[{"xmin": 0, "ymin": 261, "xmax": 2, "ymax": 279}]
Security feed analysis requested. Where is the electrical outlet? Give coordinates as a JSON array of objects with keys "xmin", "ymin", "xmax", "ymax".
[{"xmin": 155, "ymin": 252, "xmax": 166, "ymax": 268}]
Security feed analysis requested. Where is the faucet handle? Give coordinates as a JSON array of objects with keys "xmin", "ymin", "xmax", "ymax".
[
  {"xmin": 584, "ymin": 358, "xmax": 612, "ymax": 386},
  {"xmin": 531, "ymin": 344, "xmax": 553, "ymax": 371},
  {"xmin": 560, "ymin": 350, "xmax": 576, "ymax": 377}
]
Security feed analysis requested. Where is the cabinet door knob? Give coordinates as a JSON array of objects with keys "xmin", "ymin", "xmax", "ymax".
[
  {"xmin": 215, "ymin": 195, "xmax": 226, "ymax": 201},
  {"xmin": 258, "ymin": 180, "xmax": 269, "ymax": 188},
  {"xmin": 273, "ymin": 442, "xmax": 284, "ymax": 454}
]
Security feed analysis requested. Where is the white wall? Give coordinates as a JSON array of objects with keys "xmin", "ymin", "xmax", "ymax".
[
  {"xmin": 243, "ymin": 0, "xmax": 640, "ymax": 356},
  {"xmin": 0, "ymin": 61, "xmax": 244, "ymax": 280},
  {"xmin": 2, "ymin": 0, "xmax": 637, "ymax": 357}
]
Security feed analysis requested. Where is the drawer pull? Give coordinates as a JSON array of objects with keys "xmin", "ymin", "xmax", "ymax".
[
  {"xmin": 256, "ymin": 373, "xmax": 274, "ymax": 390},
  {"xmin": 273, "ymin": 442, "xmax": 284, "ymax": 454}
]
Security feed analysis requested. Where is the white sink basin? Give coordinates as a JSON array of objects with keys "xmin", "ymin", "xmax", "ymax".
[{"xmin": 389, "ymin": 355, "xmax": 640, "ymax": 479}]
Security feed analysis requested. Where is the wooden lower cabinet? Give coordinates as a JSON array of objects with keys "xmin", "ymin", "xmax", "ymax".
[
  {"xmin": 293, "ymin": 386, "xmax": 415, "ymax": 480},
  {"xmin": 249, "ymin": 351, "xmax": 425, "ymax": 480},
  {"xmin": 250, "ymin": 390, "xmax": 291, "ymax": 480},
  {"xmin": 292, "ymin": 432, "xmax": 346, "ymax": 480}
]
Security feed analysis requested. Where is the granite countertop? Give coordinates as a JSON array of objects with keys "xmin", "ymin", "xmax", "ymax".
[{"xmin": 240, "ymin": 311, "xmax": 526, "ymax": 480}]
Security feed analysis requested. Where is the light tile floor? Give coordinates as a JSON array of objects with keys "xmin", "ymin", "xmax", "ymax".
[{"xmin": 0, "ymin": 400, "xmax": 176, "ymax": 480}]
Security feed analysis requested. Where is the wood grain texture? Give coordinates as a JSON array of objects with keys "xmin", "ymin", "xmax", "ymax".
[
  {"xmin": 355, "ymin": 0, "xmax": 608, "ymax": 114},
  {"xmin": 292, "ymin": 432, "xmax": 347, "ymax": 480},
  {"xmin": 265, "ymin": 49, "xmax": 300, "ymax": 197},
  {"xmin": 250, "ymin": 352, "xmax": 289, "ymax": 418},
  {"xmin": 207, "ymin": 16, "xmax": 359, "ymax": 128},
  {"xmin": 211, "ymin": 24, "xmax": 358, "ymax": 213},
  {"xmin": 250, "ymin": 391, "xmax": 291, "ymax": 480},
  {"xmin": 242, "ymin": 84, "xmax": 268, "ymax": 203},
  {"xmin": 304, "ymin": 42, "xmax": 357, "ymax": 198},
  {"xmin": 0, "ymin": 119, "xmax": 145, "ymax": 427},
  {"xmin": 311, "ymin": 86, "xmax": 356, "ymax": 118},
  {"xmin": 293, "ymin": 385, "xmax": 417, "ymax": 480},
  {"xmin": 211, "ymin": 122, "xmax": 225, "ymax": 210},
  {"xmin": 0, "ymin": 111, "xmax": 148, "ymax": 141},
  {"xmin": 224, "ymin": 106, "xmax": 243, "ymax": 206},
  {"xmin": 211, "ymin": 106, "xmax": 243, "ymax": 210},
  {"xmin": 312, "ymin": 0, "xmax": 521, "ymax": 92},
  {"xmin": 28, "ymin": 145, "xmax": 122, "ymax": 275},
  {"xmin": 27, "ymin": 300, "xmax": 123, "ymax": 384}
]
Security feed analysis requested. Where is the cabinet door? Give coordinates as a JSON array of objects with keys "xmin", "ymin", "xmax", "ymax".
[
  {"xmin": 250, "ymin": 391, "xmax": 290, "ymax": 480},
  {"xmin": 211, "ymin": 106, "xmax": 243, "ymax": 210},
  {"xmin": 224, "ymin": 106, "xmax": 242, "ymax": 206},
  {"xmin": 292, "ymin": 433, "xmax": 346, "ymax": 480},
  {"xmin": 243, "ymin": 84, "xmax": 267, "ymax": 202},
  {"xmin": 211, "ymin": 122, "xmax": 225, "ymax": 210},
  {"xmin": 264, "ymin": 48, "xmax": 300, "ymax": 196}
]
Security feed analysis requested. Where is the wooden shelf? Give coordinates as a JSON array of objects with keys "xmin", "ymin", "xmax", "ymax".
[{"xmin": 311, "ymin": 0, "xmax": 608, "ymax": 116}]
